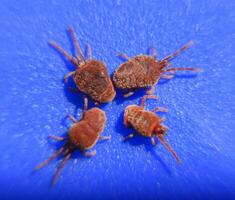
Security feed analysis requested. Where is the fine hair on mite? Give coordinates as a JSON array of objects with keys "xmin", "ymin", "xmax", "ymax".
[
  {"xmin": 113, "ymin": 41, "xmax": 202, "ymax": 97},
  {"xmin": 123, "ymin": 95, "xmax": 181, "ymax": 163},
  {"xmin": 34, "ymin": 97, "xmax": 111, "ymax": 186},
  {"xmin": 49, "ymin": 26, "xmax": 116, "ymax": 104}
]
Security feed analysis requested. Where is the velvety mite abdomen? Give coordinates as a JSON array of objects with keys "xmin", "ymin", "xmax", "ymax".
[
  {"xmin": 74, "ymin": 60, "xmax": 116, "ymax": 103},
  {"xmin": 68, "ymin": 108, "xmax": 107, "ymax": 149}
]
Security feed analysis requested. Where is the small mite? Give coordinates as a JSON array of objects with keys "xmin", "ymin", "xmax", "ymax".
[
  {"xmin": 123, "ymin": 95, "xmax": 180, "ymax": 162},
  {"xmin": 113, "ymin": 41, "xmax": 202, "ymax": 97},
  {"xmin": 49, "ymin": 26, "xmax": 116, "ymax": 104},
  {"xmin": 34, "ymin": 97, "xmax": 111, "ymax": 186}
]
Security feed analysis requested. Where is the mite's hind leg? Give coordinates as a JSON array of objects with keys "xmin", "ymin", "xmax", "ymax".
[
  {"xmin": 146, "ymin": 85, "xmax": 155, "ymax": 95},
  {"xmin": 117, "ymin": 53, "xmax": 130, "ymax": 61},
  {"xmin": 68, "ymin": 26, "xmax": 86, "ymax": 62},
  {"xmin": 68, "ymin": 115, "xmax": 78, "ymax": 123},
  {"xmin": 82, "ymin": 150, "xmax": 97, "ymax": 158},
  {"xmin": 48, "ymin": 41, "xmax": 79, "ymax": 66},
  {"xmin": 123, "ymin": 132, "xmax": 136, "ymax": 141},
  {"xmin": 123, "ymin": 91, "xmax": 135, "ymax": 98},
  {"xmin": 48, "ymin": 135, "xmax": 65, "ymax": 141},
  {"xmin": 149, "ymin": 46, "xmax": 157, "ymax": 60},
  {"xmin": 140, "ymin": 95, "xmax": 158, "ymax": 108},
  {"xmin": 86, "ymin": 44, "xmax": 92, "ymax": 60},
  {"xmin": 99, "ymin": 135, "xmax": 111, "ymax": 140},
  {"xmin": 64, "ymin": 71, "xmax": 75, "ymax": 83},
  {"xmin": 151, "ymin": 107, "xmax": 168, "ymax": 113}
]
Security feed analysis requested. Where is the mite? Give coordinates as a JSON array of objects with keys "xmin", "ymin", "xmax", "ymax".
[
  {"xmin": 123, "ymin": 95, "xmax": 180, "ymax": 162},
  {"xmin": 34, "ymin": 97, "xmax": 110, "ymax": 186},
  {"xmin": 49, "ymin": 26, "xmax": 116, "ymax": 104},
  {"xmin": 113, "ymin": 41, "xmax": 202, "ymax": 97}
]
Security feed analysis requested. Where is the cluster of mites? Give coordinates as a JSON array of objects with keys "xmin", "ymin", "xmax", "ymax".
[{"xmin": 34, "ymin": 26, "xmax": 202, "ymax": 186}]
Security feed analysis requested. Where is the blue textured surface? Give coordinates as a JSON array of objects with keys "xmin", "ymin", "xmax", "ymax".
[{"xmin": 0, "ymin": 0, "xmax": 235, "ymax": 199}]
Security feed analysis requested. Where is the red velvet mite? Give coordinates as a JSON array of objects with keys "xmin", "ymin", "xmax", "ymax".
[
  {"xmin": 123, "ymin": 95, "xmax": 180, "ymax": 162},
  {"xmin": 113, "ymin": 41, "xmax": 202, "ymax": 97},
  {"xmin": 49, "ymin": 26, "xmax": 116, "ymax": 104},
  {"xmin": 34, "ymin": 97, "xmax": 111, "ymax": 186}
]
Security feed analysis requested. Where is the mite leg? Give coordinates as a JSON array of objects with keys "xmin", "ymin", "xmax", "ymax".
[
  {"xmin": 149, "ymin": 46, "xmax": 157, "ymax": 60},
  {"xmin": 166, "ymin": 67, "xmax": 202, "ymax": 73},
  {"xmin": 48, "ymin": 135, "xmax": 65, "ymax": 141},
  {"xmin": 117, "ymin": 53, "xmax": 130, "ymax": 61},
  {"xmin": 64, "ymin": 71, "xmax": 75, "ymax": 83},
  {"xmin": 157, "ymin": 134, "xmax": 181, "ymax": 163},
  {"xmin": 123, "ymin": 132, "xmax": 136, "ymax": 141},
  {"xmin": 146, "ymin": 85, "xmax": 155, "ymax": 95},
  {"xmin": 83, "ymin": 97, "xmax": 88, "ymax": 113},
  {"xmin": 161, "ymin": 71, "xmax": 176, "ymax": 80},
  {"xmin": 99, "ymin": 135, "xmax": 111, "ymax": 140},
  {"xmin": 123, "ymin": 91, "xmax": 135, "ymax": 98},
  {"xmin": 159, "ymin": 118, "xmax": 165, "ymax": 123},
  {"xmin": 151, "ymin": 107, "xmax": 168, "ymax": 113},
  {"xmin": 86, "ymin": 44, "xmax": 92, "ymax": 60},
  {"xmin": 83, "ymin": 150, "xmax": 97, "ymax": 158},
  {"xmin": 162, "ymin": 41, "xmax": 193, "ymax": 62},
  {"xmin": 68, "ymin": 26, "xmax": 86, "ymax": 62},
  {"xmin": 140, "ymin": 95, "xmax": 158, "ymax": 108},
  {"xmin": 51, "ymin": 152, "xmax": 72, "ymax": 187},
  {"xmin": 151, "ymin": 137, "xmax": 156, "ymax": 146},
  {"xmin": 80, "ymin": 97, "xmax": 89, "ymax": 118},
  {"xmin": 68, "ymin": 114, "xmax": 78, "ymax": 123},
  {"xmin": 34, "ymin": 146, "xmax": 65, "ymax": 171},
  {"xmin": 48, "ymin": 41, "xmax": 79, "ymax": 67}
]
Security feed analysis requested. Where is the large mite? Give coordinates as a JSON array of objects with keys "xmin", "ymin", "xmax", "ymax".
[
  {"xmin": 49, "ymin": 26, "xmax": 116, "ymax": 104},
  {"xmin": 113, "ymin": 41, "xmax": 202, "ymax": 97},
  {"xmin": 123, "ymin": 95, "xmax": 180, "ymax": 162},
  {"xmin": 34, "ymin": 97, "xmax": 110, "ymax": 186}
]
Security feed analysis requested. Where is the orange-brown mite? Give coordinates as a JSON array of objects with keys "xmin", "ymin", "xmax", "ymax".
[
  {"xmin": 113, "ymin": 41, "xmax": 202, "ymax": 97},
  {"xmin": 34, "ymin": 97, "xmax": 110, "ymax": 186},
  {"xmin": 49, "ymin": 26, "xmax": 116, "ymax": 104},
  {"xmin": 123, "ymin": 95, "xmax": 180, "ymax": 162}
]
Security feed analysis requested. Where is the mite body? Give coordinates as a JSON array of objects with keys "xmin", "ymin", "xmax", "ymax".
[
  {"xmin": 113, "ymin": 41, "xmax": 201, "ymax": 97},
  {"xmin": 34, "ymin": 97, "xmax": 110, "ymax": 186},
  {"xmin": 123, "ymin": 95, "xmax": 180, "ymax": 162},
  {"xmin": 49, "ymin": 26, "xmax": 116, "ymax": 103}
]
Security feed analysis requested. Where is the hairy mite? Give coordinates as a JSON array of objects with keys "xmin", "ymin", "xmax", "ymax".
[
  {"xmin": 49, "ymin": 26, "xmax": 116, "ymax": 104},
  {"xmin": 123, "ymin": 95, "xmax": 180, "ymax": 162},
  {"xmin": 113, "ymin": 41, "xmax": 202, "ymax": 97},
  {"xmin": 34, "ymin": 97, "xmax": 110, "ymax": 186}
]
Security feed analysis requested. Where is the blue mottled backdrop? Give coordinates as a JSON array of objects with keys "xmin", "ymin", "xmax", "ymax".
[{"xmin": 0, "ymin": 0, "xmax": 235, "ymax": 199}]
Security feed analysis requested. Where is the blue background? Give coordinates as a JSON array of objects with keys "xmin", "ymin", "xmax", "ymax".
[{"xmin": 0, "ymin": 0, "xmax": 235, "ymax": 199}]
